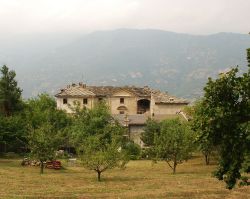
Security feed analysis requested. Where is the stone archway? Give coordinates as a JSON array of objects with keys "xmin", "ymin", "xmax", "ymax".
[{"xmin": 137, "ymin": 99, "xmax": 150, "ymax": 114}]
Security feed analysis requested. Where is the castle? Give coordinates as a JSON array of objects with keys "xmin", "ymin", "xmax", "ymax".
[{"xmin": 55, "ymin": 83, "xmax": 189, "ymax": 146}]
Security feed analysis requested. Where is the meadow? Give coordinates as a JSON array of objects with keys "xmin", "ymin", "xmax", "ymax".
[{"xmin": 0, "ymin": 155, "xmax": 249, "ymax": 199}]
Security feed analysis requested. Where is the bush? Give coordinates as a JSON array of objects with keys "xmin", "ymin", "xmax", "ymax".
[
  {"xmin": 124, "ymin": 141, "xmax": 141, "ymax": 160},
  {"xmin": 140, "ymin": 148, "xmax": 156, "ymax": 160}
]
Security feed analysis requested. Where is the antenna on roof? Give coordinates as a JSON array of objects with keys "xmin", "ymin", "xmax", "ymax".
[{"xmin": 81, "ymin": 73, "xmax": 86, "ymax": 84}]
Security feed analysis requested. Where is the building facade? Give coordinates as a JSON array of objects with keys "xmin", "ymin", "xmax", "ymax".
[{"xmin": 55, "ymin": 83, "xmax": 189, "ymax": 147}]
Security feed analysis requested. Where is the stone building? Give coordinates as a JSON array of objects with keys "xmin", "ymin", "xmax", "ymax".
[{"xmin": 55, "ymin": 83, "xmax": 189, "ymax": 147}]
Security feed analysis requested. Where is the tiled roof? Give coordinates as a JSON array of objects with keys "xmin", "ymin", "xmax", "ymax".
[
  {"xmin": 55, "ymin": 83, "xmax": 189, "ymax": 104},
  {"xmin": 152, "ymin": 90, "xmax": 188, "ymax": 104},
  {"xmin": 113, "ymin": 114, "xmax": 148, "ymax": 125},
  {"xmin": 55, "ymin": 83, "xmax": 152, "ymax": 98},
  {"xmin": 55, "ymin": 85, "xmax": 95, "ymax": 97}
]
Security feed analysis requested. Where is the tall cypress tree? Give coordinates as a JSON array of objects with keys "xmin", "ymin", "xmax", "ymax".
[{"xmin": 0, "ymin": 65, "xmax": 22, "ymax": 116}]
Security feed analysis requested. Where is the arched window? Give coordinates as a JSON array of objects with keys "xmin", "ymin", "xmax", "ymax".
[{"xmin": 117, "ymin": 106, "xmax": 128, "ymax": 114}]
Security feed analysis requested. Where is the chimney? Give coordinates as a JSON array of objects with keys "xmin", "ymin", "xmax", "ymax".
[{"xmin": 79, "ymin": 82, "xmax": 86, "ymax": 88}]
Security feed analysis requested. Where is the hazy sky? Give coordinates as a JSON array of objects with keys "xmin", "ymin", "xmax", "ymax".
[{"xmin": 0, "ymin": 0, "xmax": 249, "ymax": 35}]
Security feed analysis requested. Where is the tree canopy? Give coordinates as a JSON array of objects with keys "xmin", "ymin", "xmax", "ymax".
[
  {"xmin": 192, "ymin": 49, "xmax": 250, "ymax": 189},
  {"xmin": 141, "ymin": 118, "xmax": 161, "ymax": 147},
  {"xmin": 26, "ymin": 94, "xmax": 71, "ymax": 173},
  {"xmin": 153, "ymin": 118, "xmax": 194, "ymax": 174},
  {"xmin": 189, "ymin": 101, "xmax": 216, "ymax": 165},
  {"xmin": 0, "ymin": 65, "xmax": 22, "ymax": 116},
  {"xmin": 71, "ymin": 102, "xmax": 128, "ymax": 181}
]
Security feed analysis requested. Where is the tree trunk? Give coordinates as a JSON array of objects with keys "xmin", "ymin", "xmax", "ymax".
[
  {"xmin": 97, "ymin": 171, "xmax": 101, "ymax": 181},
  {"xmin": 40, "ymin": 161, "xmax": 44, "ymax": 174},
  {"xmin": 173, "ymin": 161, "xmax": 177, "ymax": 174},
  {"xmin": 205, "ymin": 154, "xmax": 210, "ymax": 165}
]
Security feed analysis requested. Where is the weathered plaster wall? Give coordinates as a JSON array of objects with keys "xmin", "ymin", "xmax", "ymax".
[
  {"xmin": 129, "ymin": 125, "xmax": 145, "ymax": 147},
  {"xmin": 110, "ymin": 90, "xmax": 137, "ymax": 115},
  {"xmin": 56, "ymin": 97, "xmax": 95, "ymax": 113},
  {"xmin": 153, "ymin": 104, "xmax": 186, "ymax": 115}
]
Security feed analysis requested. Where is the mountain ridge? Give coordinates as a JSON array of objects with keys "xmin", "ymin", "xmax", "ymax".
[{"xmin": 0, "ymin": 29, "xmax": 249, "ymax": 99}]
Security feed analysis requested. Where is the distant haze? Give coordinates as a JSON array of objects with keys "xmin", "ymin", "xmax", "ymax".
[
  {"xmin": 0, "ymin": 29, "xmax": 249, "ymax": 99},
  {"xmin": 0, "ymin": 1, "xmax": 250, "ymax": 99},
  {"xmin": 0, "ymin": 0, "xmax": 249, "ymax": 36}
]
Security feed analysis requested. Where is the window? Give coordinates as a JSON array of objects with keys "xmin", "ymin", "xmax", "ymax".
[
  {"xmin": 120, "ymin": 98, "xmax": 124, "ymax": 104},
  {"xmin": 63, "ymin": 98, "xmax": 67, "ymax": 104},
  {"xmin": 169, "ymin": 98, "xmax": 174, "ymax": 102},
  {"xmin": 119, "ymin": 111, "xmax": 125, "ymax": 114},
  {"xmin": 83, "ymin": 98, "xmax": 88, "ymax": 104},
  {"xmin": 98, "ymin": 98, "xmax": 103, "ymax": 101}
]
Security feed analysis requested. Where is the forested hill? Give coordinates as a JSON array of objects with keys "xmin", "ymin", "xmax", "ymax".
[{"xmin": 1, "ymin": 29, "xmax": 249, "ymax": 99}]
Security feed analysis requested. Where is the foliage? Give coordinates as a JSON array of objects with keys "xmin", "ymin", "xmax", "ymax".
[
  {"xmin": 0, "ymin": 114, "xmax": 28, "ymax": 153},
  {"xmin": 0, "ymin": 65, "xmax": 22, "ymax": 116},
  {"xmin": 26, "ymin": 94, "xmax": 71, "ymax": 130},
  {"xmin": 72, "ymin": 103, "xmax": 128, "ymax": 181},
  {"xmin": 192, "ymin": 49, "xmax": 250, "ymax": 189},
  {"xmin": 242, "ymin": 151, "xmax": 250, "ymax": 173},
  {"xmin": 26, "ymin": 94, "xmax": 71, "ymax": 173},
  {"xmin": 28, "ymin": 123, "xmax": 62, "ymax": 174},
  {"xmin": 79, "ymin": 135, "xmax": 128, "ymax": 181},
  {"xmin": 154, "ymin": 118, "xmax": 194, "ymax": 174},
  {"xmin": 71, "ymin": 102, "xmax": 112, "ymax": 146},
  {"xmin": 247, "ymin": 48, "xmax": 250, "ymax": 67},
  {"xmin": 141, "ymin": 119, "xmax": 160, "ymax": 147},
  {"xmin": 123, "ymin": 141, "xmax": 141, "ymax": 160},
  {"xmin": 190, "ymin": 101, "xmax": 216, "ymax": 165},
  {"xmin": 0, "ymin": 66, "xmax": 27, "ymax": 152}
]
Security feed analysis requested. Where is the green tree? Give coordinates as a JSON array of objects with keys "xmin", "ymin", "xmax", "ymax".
[
  {"xmin": 0, "ymin": 65, "xmax": 22, "ymax": 116},
  {"xmin": 28, "ymin": 123, "xmax": 62, "ymax": 174},
  {"xmin": 0, "ymin": 114, "xmax": 28, "ymax": 153},
  {"xmin": 0, "ymin": 66, "xmax": 27, "ymax": 152},
  {"xmin": 194, "ymin": 49, "xmax": 250, "ymax": 189},
  {"xmin": 26, "ymin": 94, "xmax": 71, "ymax": 173},
  {"xmin": 123, "ymin": 141, "xmax": 141, "ymax": 160},
  {"xmin": 141, "ymin": 119, "xmax": 160, "ymax": 147},
  {"xmin": 154, "ymin": 118, "xmax": 194, "ymax": 174},
  {"xmin": 190, "ymin": 101, "xmax": 216, "ymax": 165},
  {"xmin": 72, "ymin": 103, "xmax": 128, "ymax": 181},
  {"xmin": 247, "ymin": 48, "xmax": 250, "ymax": 67},
  {"xmin": 26, "ymin": 94, "xmax": 71, "ymax": 132},
  {"xmin": 79, "ymin": 134, "xmax": 127, "ymax": 181}
]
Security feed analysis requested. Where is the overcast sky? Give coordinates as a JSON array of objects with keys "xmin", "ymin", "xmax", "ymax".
[{"xmin": 0, "ymin": 0, "xmax": 249, "ymax": 35}]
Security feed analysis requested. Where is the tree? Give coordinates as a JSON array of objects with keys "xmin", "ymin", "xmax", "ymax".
[
  {"xmin": 247, "ymin": 48, "xmax": 250, "ymax": 67},
  {"xmin": 0, "ymin": 66, "xmax": 27, "ymax": 152},
  {"xmin": 0, "ymin": 114, "xmax": 28, "ymax": 153},
  {"xmin": 189, "ymin": 101, "xmax": 216, "ymax": 165},
  {"xmin": 71, "ymin": 103, "xmax": 128, "ymax": 181},
  {"xmin": 0, "ymin": 65, "xmax": 22, "ymax": 116},
  {"xmin": 154, "ymin": 118, "xmax": 194, "ymax": 174},
  {"xmin": 26, "ymin": 94, "xmax": 71, "ymax": 173},
  {"xmin": 141, "ymin": 118, "xmax": 160, "ymax": 147},
  {"xmin": 193, "ymin": 49, "xmax": 250, "ymax": 189},
  {"xmin": 79, "ymin": 134, "xmax": 127, "ymax": 181},
  {"xmin": 26, "ymin": 94, "xmax": 71, "ymax": 132},
  {"xmin": 123, "ymin": 141, "xmax": 141, "ymax": 160},
  {"xmin": 28, "ymin": 123, "xmax": 62, "ymax": 174}
]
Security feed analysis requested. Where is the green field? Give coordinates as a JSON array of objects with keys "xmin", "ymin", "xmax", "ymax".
[{"xmin": 0, "ymin": 155, "xmax": 249, "ymax": 199}]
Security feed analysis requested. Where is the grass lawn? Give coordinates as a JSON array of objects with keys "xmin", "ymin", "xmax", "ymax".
[{"xmin": 0, "ymin": 155, "xmax": 249, "ymax": 199}]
